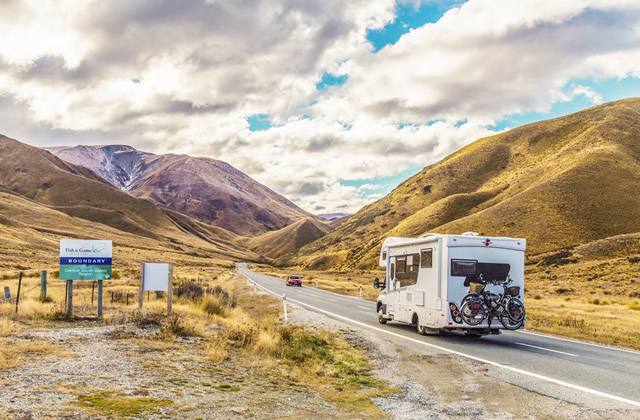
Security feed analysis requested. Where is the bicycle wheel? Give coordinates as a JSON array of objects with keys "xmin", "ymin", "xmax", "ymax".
[
  {"xmin": 460, "ymin": 298, "xmax": 487, "ymax": 326},
  {"xmin": 505, "ymin": 298, "xmax": 525, "ymax": 322},
  {"xmin": 500, "ymin": 312, "xmax": 523, "ymax": 330}
]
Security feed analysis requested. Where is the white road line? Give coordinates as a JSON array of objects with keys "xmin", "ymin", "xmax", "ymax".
[
  {"xmin": 516, "ymin": 342, "xmax": 579, "ymax": 357},
  {"xmin": 240, "ymin": 271, "xmax": 640, "ymax": 409},
  {"xmin": 357, "ymin": 305, "xmax": 371, "ymax": 310},
  {"xmin": 517, "ymin": 330, "xmax": 640, "ymax": 355}
]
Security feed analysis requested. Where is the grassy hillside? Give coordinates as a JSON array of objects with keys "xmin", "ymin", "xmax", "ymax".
[
  {"xmin": 287, "ymin": 98, "xmax": 640, "ymax": 270},
  {"xmin": 244, "ymin": 218, "xmax": 331, "ymax": 259}
]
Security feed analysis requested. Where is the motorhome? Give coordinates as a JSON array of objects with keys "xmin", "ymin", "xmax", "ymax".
[{"xmin": 374, "ymin": 232, "xmax": 526, "ymax": 336}]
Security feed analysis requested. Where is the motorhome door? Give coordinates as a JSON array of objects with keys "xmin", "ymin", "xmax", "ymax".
[{"xmin": 388, "ymin": 257, "xmax": 398, "ymax": 315}]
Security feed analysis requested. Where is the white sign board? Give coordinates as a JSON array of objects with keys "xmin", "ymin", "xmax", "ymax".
[{"xmin": 143, "ymin": 263, "xmax": 170, "ymax": 291}]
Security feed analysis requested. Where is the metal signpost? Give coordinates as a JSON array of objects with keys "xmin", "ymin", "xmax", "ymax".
[{"xmin": 59, "ymin": 239, "xmax": 112, "ymax": 317}]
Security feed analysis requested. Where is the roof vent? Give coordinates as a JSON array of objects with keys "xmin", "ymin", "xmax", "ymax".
[
  {"xmin": 419, "ymin": 233, "xmax": 440, "ymax": 238},
  {"xmin": 461, "ymin": 232, "xmax": 479, "ymax": 236}
]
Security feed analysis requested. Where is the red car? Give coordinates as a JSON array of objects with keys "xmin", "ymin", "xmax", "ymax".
[{"xmin": 286, "ymin": 275, "xmax": 302, "ymax": 286}]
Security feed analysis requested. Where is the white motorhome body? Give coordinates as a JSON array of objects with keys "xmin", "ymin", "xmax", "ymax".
[{"xmin": 375, "ymin": 233, "xmax": 526, "ymax": 334}]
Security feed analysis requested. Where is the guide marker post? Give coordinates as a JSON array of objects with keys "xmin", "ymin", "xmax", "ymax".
[{"xmin": 283, "ymin": 293, "xmax": 288, "ymax": 323}]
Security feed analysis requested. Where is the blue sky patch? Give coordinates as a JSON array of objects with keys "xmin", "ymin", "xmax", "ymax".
[
  {"xmin": 492, "ymin": 76, "xmax": 640, "ymax": 131},
  {"xmin": 316, "ymin": 72, "xmax": 348, "ymax": 91},
  {"xmin": 367, "ymin": 1, "xmax": 466, "ymax": 52},
  {"xmin": 247, "ymin": 114, "xmax": 272, "ymax": 131},
  {"xmin": 340, "ymin": 166, "xmax": 423, "ymax": 198}
]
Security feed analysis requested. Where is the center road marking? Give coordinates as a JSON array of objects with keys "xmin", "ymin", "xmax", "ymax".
[
  {"xmin": 516, "ymin": 342, "xmax": 579, "ymax": 357},
  {"xmin": 240, "ymin": 269, "xmax": 640, "ymax": 409},
  {"xmin": 357, "ymin": 305, "xmax": 370, "ymax": 310}
]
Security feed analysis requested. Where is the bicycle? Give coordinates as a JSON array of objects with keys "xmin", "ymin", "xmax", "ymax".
[{"xmin": 460, "ymin": 275, "xmax": 525, "ymax": 330}]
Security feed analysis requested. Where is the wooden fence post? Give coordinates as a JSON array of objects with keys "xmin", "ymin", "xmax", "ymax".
[{"xmin": 40, "ymin": 270, "xmax": 47, "ymax": 301}]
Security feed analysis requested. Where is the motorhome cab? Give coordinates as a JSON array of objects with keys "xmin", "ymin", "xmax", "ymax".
[{"xmin": 374, "ymin": 232, "xmax": 526, "ymax": 336}]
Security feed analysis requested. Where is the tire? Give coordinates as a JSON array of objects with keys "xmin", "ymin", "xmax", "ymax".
[
  {"xmin": 378, "ymin": 309, "xmax": 387, "ymax": 324},
  {"xmin": 460, "ymin": 299, "xmax": 487, "ymax": 326},
  {"xmin": 500, "ymin": 312, "xmax": 524, "ymax": 330},
  {"xmin": 417, "ymin": 324, "xmax": 427, "ymax": 335},
  {"xmin": 505, "ymin": 298, "xmax": 525, "ymax": 322}
]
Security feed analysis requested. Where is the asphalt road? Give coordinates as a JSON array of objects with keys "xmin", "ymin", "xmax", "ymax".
[{"xmin": 238, "ymin": 264, "xmax": 640, "ymax": 410}]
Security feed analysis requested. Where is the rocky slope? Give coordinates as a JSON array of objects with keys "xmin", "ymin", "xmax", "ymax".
[
  {"xmin": 48, "ymin": 145, "xmax": 315, "ymax": 236},
  {"xmin": 0, "ymin": 135, "xmax": 259, "ymax": 261},
  {"xmin": 286, "ymin": 98, "xmax": 640, "ymax": 269}
]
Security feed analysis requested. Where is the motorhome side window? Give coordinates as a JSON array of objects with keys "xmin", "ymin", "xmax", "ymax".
[
  {"xmin": 451, "ymin": 259, "xmax": 477, "ymax": 276},
  {"xmin": 420, "ymin": 249, "xmax": 433, "ymax": 268},
  {"xmin": 396, "ymin": 253, "xmax": 420, "ymax": 286},
  {"xmin": 382, "ymin": 251, "xmax": 387, "ymax": 261}
]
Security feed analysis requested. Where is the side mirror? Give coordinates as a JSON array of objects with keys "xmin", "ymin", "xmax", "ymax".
[{"xmin": 373, "ymin": 278, "xmax": 380, "ymax": 289}]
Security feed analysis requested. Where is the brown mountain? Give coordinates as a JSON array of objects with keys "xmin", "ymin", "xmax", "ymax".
[
  {"xmin": 242, "ymin": 218, "xmax": 331, "ymax": 259},
  {"xmin": 47, "ymin": 145, "xmax": 314, "ymax": 236},
  {"xmin": 286, "ymin": 97, "xmax": 640, "ymax": 269},
  {"xmin": 0, "ymin": 135, "xmax": 259, "ymax": 261}
]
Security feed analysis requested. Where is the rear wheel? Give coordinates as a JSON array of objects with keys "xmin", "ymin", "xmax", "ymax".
[
  {"xmin": 500, "ymin": 312, "xmax": 524, "ymax": 330},
  {"xmin": 460, "ymin": 298, "xmax": 487, "ymax": 326},
  {"xmin": 505, "ymin": 298, "xmax": 525, "ymax": 322}
]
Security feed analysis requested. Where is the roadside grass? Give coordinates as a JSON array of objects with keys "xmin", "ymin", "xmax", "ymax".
[
  {"xmin": 525, "ymin": 298, "xmax": 640, "ymax": 350},
  {"xmin": 73, "ymin": 392, "xmax": 173, "ymax": 417},
  {"xmin": 0, "ymin": 340, "xmax": 73, "ymax": 370},
  {"xmin": 230, "ymin": 275, "xmax": 393, "ymax": 418},
  {"xmin": 0, "ymin": 264, "xmax": 392, "ymax": 417}
]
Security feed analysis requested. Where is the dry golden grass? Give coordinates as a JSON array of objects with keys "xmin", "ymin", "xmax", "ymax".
[
  {"xmin": 0, "ymin": 318, "xmax": 20, "ymax": 336},
  {"xmin": 0, "ymin": 340, "xmax": 73, "ymax": 370},
  {"xmin": 245, "ymin": 217, "xmax": 330, "ymax": 259}
]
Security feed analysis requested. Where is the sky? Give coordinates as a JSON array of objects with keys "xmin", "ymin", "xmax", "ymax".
[{"xmin": 1, "ymin": 0, "xmax": 640, "ymax": 214}]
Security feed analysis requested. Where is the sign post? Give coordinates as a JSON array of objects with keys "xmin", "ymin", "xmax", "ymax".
[
  {"xmin": 59, "ymin": 239, "xmax": 112, "ymax": 317},
  {"xmin": 139, "ymin": 263, "xmax": 173, "ymax": 315}
]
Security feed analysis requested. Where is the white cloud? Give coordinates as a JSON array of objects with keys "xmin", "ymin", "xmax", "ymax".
[{"xmin": 1, "ymin": 0, "xmax": 640, "ymax": 213}]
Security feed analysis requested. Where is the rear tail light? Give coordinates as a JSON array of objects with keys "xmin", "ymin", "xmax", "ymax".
[{"xmin": 449, "ymin": 302, "xmax": 462, "ymax": 324}]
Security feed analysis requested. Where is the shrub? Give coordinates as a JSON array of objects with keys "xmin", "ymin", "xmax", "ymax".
[
  {"xmin": 173, "ymin": 282, "xmax": 203, "ymax": 300},
  {"xmin": 131, "ymin": 310, "xmax": 163, "ymax": 328},
  {"xmin": 38, "ymin": 295, "xmax": 54, "ymax": 303},
  {"xmin": 160, "ymin": 313, "xmax": 202, "ymax": 338}
]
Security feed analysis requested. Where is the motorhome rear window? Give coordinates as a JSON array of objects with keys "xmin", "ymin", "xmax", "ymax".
[
  {"xmin": 420, "ymin": 249, "xmax": 433, "ymax": 268},
  {"xmin": 451, "ymin": 259, "xmax": 477, "ymax": 276}
]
